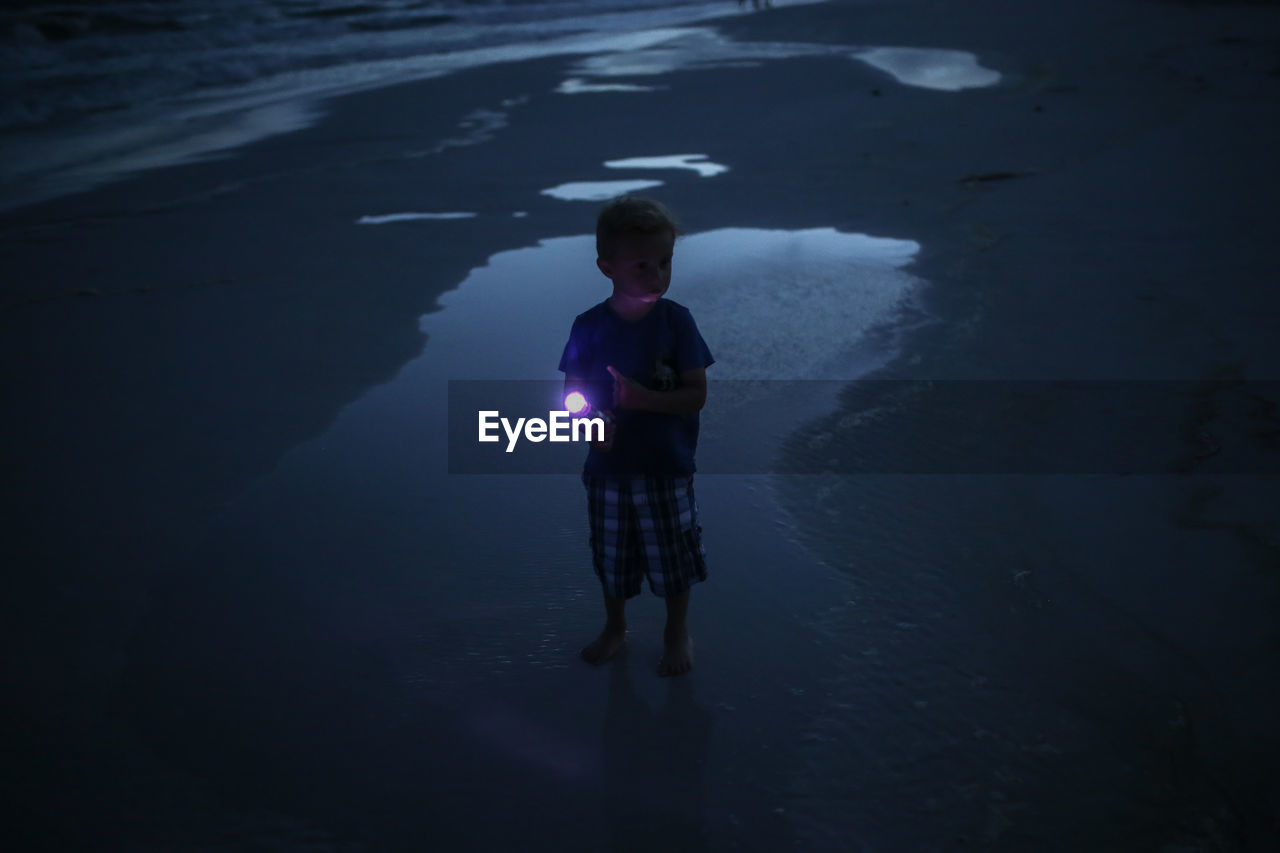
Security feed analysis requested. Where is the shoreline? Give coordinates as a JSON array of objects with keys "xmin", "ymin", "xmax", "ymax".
[
  {"xmin": 0, "ymin": 1, "xmax": 833, "ymax": 216},
  {"xmin": 3, "ymin": 0, "xmax": 1279, "ymax": 848}
]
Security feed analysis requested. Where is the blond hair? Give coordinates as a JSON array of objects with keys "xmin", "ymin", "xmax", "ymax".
[{"xmin": 595, "ymin": 195, "xmax": 681, "ymax": 259}]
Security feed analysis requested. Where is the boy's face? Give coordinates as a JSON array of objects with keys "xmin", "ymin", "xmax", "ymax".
[{"xmin": 597, "ymin": 230, "xmax": 674, "ymax": 303}]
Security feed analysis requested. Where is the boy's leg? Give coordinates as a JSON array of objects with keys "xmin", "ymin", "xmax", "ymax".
[
  {"xmin": 581, "ymin": 588, "xmax": 627, "ymax": 665},
  {"xmin": 581, "ymin": 475, "xmax": 639, "ymax": 665},
  {"xmin": 635, "ymin": 475, "xmax": 705, "ymax": 676}
]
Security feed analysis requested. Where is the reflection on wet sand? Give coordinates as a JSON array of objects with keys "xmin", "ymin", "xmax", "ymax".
[
  {"xmin": 605, "ymin": 154, "xmax": 729, "ymax": 177},
  {"xmin": 602, "ymin": 663, "xmax": 714, "ymax": 851},
  {"xmin": 541, "ymin": 179, "xmax": 665, "ymax": 201}
]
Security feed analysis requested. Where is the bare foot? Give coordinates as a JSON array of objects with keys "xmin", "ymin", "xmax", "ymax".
[
  {"xmin": 658, "ymin": 634, "xmax": 694, "ymax": 677},
  {"xmin": 580, "ymin": 626, "xmax": 626, "ymax": 665}
]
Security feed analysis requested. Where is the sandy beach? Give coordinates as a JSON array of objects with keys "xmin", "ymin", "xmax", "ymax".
[{"xmin": 3, "ymin": 0, "xmax": 1278, "ymax": 849}]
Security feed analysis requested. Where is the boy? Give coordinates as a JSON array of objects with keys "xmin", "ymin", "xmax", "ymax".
[{"xmin": 558, "ymin": 196, "xmax": 714, "ymax": 677}]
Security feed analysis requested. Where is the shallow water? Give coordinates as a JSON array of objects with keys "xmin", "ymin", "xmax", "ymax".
[
  {"xmin": 540, "ymin": 179, "xmax": 666, "ymax": 201},
  {"xmin": 605, "ymin": 153, "xmax": 729, "ymax": 177},
  {"xmin": 562, "ymin": 27, "xmax": 1002, "ymax": 92},
  {"xmin": 421, "ymin": 226, "xmax": 921, "ymax": 381}
]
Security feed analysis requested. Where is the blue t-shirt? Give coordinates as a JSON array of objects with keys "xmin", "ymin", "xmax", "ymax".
[{"xmin": 558, "ymin": 298, "xmax": 714, "ymax": 477}]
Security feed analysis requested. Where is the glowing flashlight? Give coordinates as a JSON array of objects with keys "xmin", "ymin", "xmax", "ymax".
[{"xmin": 564, "ymin": 391, "xmax": 614, "ymax": 425}]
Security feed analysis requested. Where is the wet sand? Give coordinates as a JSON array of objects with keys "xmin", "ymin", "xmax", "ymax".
[{"xmin": 3, "ymin": 0, "xmax": 1279, "ymax": 849}]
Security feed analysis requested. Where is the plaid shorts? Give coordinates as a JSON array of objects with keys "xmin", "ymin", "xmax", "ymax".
[{"xmin": 583, "ymin": 474, "xmax": 708, "ymax": 599}]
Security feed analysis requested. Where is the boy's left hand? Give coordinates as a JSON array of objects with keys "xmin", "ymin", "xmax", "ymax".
[{"xmin": 606, "ymin": 365, "xmax": 651, "ymax": 411}]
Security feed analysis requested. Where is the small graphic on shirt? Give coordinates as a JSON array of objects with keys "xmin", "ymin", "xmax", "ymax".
[{"xmin": 652, "ymin": 346, "xmax": 678, "ymax": 391}]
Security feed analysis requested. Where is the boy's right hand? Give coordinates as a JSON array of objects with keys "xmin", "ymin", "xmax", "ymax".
[{"xmin": 590, "ymin": 420, "xmax": 616, "ymax": 452}]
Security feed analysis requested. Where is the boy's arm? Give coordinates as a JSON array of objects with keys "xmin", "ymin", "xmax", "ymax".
[
  {"xmin": 608, "ymin": 365, "xmax": 706, "ymax": 415},
  {"xmin": 563, "ymin": 373, "xmax": 586, "ymax": 398},
  {"xmin": 565, "ymin": 372, "xmax": 616, "ymax": 450}
]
